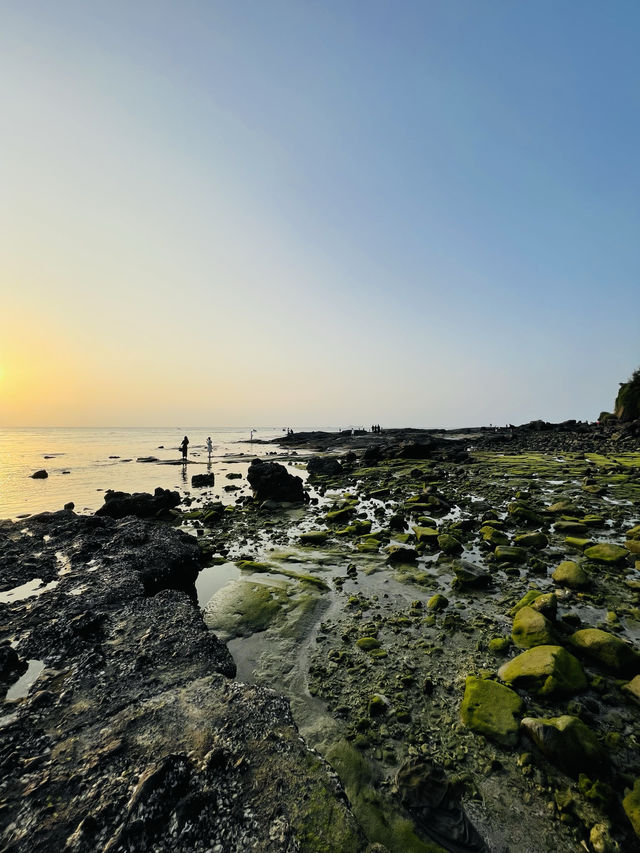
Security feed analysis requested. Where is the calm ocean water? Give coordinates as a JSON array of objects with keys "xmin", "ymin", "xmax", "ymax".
[{"xmin": 0, "ymin": 427, "xmax": 331, "ymax": 520}]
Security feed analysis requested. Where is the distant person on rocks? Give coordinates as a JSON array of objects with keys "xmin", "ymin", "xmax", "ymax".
[
  {"xmin": 206, "ymin": 436, "xmax": 213, "ymax": 460},
  {"xmin": 180, "ymin": 435, "xmax": 189, "ymax": 460}
]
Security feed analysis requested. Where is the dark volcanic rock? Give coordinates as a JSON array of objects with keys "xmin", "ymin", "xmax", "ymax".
[
  {"xmin": 95, "ymin": 487, "xmax": 181, "ymax": 519},
  {"xmin": 306, "ymin": 456, "xmax": 343, "ymax": 476},
  {"xmin": 246, "ymin": 458, "xmax": 305, "ymax": 502},
  {"xmin": 31, "ymin": 469, "xmax": 48, "ymax": 479},
  {"xmin": 191, "ymin": 473, "xmax": 215, "ymax": 487},
  {"xmin": 0, "ymin": 512, "xmax": 362, "ymax": 852}
]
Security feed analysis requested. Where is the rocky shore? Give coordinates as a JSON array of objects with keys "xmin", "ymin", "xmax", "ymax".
[{"xmin": 2, "ymin": 416, "xmax": 640, "ymax": 852}]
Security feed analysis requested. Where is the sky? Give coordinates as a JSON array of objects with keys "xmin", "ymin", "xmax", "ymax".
[{"xmin": 1, "ymin": 0, "xmax": 638, "ymax": 428}]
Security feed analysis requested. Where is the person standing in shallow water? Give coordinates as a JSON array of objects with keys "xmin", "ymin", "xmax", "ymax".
[
  {"xmin": 206, "ymin": 436, "xmax": 213, "ymax": 462},
  {"xmin": 180, "ymin": 435, "xmax": 189, "ymax": 460}
]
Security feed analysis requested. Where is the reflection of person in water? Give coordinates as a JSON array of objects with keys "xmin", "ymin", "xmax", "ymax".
[
  {"xmin": 206, "ymin": 436, "xmax": 213, "ymax": 460},
  {"xmin": 180, "ymin": 435, "xmax": 189, "ymax": 460}
]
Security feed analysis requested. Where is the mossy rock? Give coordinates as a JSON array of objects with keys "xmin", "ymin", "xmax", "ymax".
[
  {"xmin": 413, "ymin": 526, "xmax": 440, "ymax": 545},
  {"xmin": 512, "ymin": 606, "xmax": 555, "ymax": 649},
  {"xmin": 368, "ymin": 694, "xmax": 388, "ymax": 717},
  {"xmin": 427, "ymin": 594, "xmax": 448, "ymax": 612},
  {"xmin": 488, "ymin": 637, "xmax": 512, "ymax": 654},
  {"xmin": 236, "ymin": 560, "xmax": 275, "ymax": 572},
  {"xmin": 460, "ymin": 676, "xmax": 523, "ymax": 746},
  {"xmin": 623, "ymin": 779, "xmax": 640, "ymax": 840},
  {"xmin": 299, "ymin": 530, "xmax": 330, "ymax": 545},
  {"xmin": 326, "ymin": 506, "xmax": 356, "ymax": 523},
  {"xmin": 514, "ymin": 531, "xmax": 548, "ymax": 550},
  {"xmin": 530, "ymin": 592, "xmax": 557, "ymax": 619},
  {"xmin": 356, "ymin": 637, "xmax": 381, "ymax": 652},
  {"xmin": 623, "ymin": 675, "xmax": 640, "ymax": 704},
  {"xmin": 494, "ymin": 545, "xmax": 528, "ymax": 564},
  {"xmin": 552, "ymin": 560, "xmax": 589, "ymax": 590},
  {"xmin": 437, "ymin": 534, "xmax": 463, "ymax": 555},
  {"xmin": 357, "ymin": 538, "xmax": 381, "ymax": 553},
  {"xmin": 625, "ymin": 540, "xmax": 640, "ymax": 556},
  {"xmin": 582, "ymin": 514, "xmax": 606, "ymax": 528},
  {"xmin": 553, "ymin": 520, "xmax": 588, "ymax": 535},
  {"xmin": 507, "ymin": 503, "xmax": 546, "ymax": 527},
  {"xmin": 510, "ymin": 588, "xmax": 544, "ymax": 615},
  {"xmin": 326, "ymin": 741, "xmax": 447, "ymax": 853},
  {"xmin": 480, "ymin": 526, "xmax": 509, "ymax": 546},
  {"xmin": 521, "ymin": 715, "xmax": 607, "ymax": 778},
  {"xmin": 386, "ymin": 545, "xmax": 418, "ymax": 563},
  {"xmin": 498, "ymin": 645, "xmax": 587, "ymax": 696},
  {"xmin": 584, "ymin": 543, "xmax": 629, "ymax": 564},
  {"xmin": 547, "ymin": 500, "xmax": 580, "ymax": 515},
  {"xmin": 627, "ymin": 524, "xmax": 640, "ymax": 541},
  {"xmin": 565, "ymin": 536, "xmax": 594, "ymax": 552},
  {"xmin": 570, "ymin": 628, "xmax": 640, "ymax": 675},
  {"xmin": 204, "ymin": 580, "xmax": 290, "ymax": 639}
]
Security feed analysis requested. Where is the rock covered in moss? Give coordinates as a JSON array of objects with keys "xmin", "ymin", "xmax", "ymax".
[
  {"xmin": 514, "ymin": 531, "xmax": 548, "ymax": 550},
  {"xmin": 521, "ymin": 715, "xmax": 607, "ymax": 777},
  {"xmin": 623, "ymin": 778, "xmax": 640, "ymax": 839},
  {"xmin": 437, "ymin": 533, "xmax": 463, "ymax": 555},
  {"xmin": 584, "ymin": 543, "xmax": 629, "ymax": 564},
  {"xmin": 512, "ymin": 606, "xmax": 555, "ymax": 649},
  {"xmin": 481, "ymin": 525, "xmax": 509, "ymax": 546},
  {"xmin": 453, "ymin": 560, "xmax": 490, "ymax": 587},
  {"xmin": 412, "ymin": 526, "xmax": 440, "ymax": 545},
  {"xmin": 460, "ymin": 676, "xmax": 523, "ymax": 746},
  {"xmin": 623, "ymin": 675, "xmax": 640, "ymax": 704},
  {"xmin": 498, "ymin": 645, "xmax": 587, "ymax": 696},
  {"xmin": 553, "ymin": 520, "xmax": 588, "ymax": 534},
  {"xmin": 299, "ymin": 530, "xmax": 330, "ymax": 545},
  {"xmin": 356, "ymin": 637, "xmax": 381, "ymax": 652},
  {"xmin": 494, "ymin": 545, "xmax": 528, "ymax": 564},
  {"xmin": 570, "ymin": 628, "xmax": 640, "ymax": 675},
  {"xmin": 552, "ymin": 560, "xmax": 589, "ymax": 589},
  {"xmin": 385, "ymin": 544, "xmax": 418, "ymax": 563},
  {"xmin": 427, "ymin": 594, "xmax": 449, "ymax": 612}
]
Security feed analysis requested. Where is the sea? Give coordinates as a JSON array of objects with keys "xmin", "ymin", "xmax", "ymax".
[{"xmin": 0, "ymin": 426, "xmax": 333, "ymax": 520}]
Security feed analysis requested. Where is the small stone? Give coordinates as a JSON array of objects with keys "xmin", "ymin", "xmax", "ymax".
[
  {"xmin": 427, "ymin": 594, "xmax": 448, "ymax": 612},
  {"xmin": 584, "ymin": 543, "xmax": 629, "ymax": 564}
]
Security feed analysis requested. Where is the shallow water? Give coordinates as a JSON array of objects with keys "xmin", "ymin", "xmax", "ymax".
[{"xmin": 0, "ymin": 426, "xmax": 332, "ymax": 519}]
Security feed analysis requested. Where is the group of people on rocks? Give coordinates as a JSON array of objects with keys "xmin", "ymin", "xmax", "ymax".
[
  {"xmin": 371, "ymin": 424, "xmax": 382, "ymax": 433},
  {"xmin": 180, "ymin": 436, "xmax": 213, "ymax": 461}
]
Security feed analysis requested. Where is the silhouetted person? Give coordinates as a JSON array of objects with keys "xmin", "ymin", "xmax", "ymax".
[
  {"xmin": 206, "ymin": 436, "xmax": 213, "ymax": 460},
  {"xmin": 180, "ymin": 435, "xmax": 189, "ymax": 460}
]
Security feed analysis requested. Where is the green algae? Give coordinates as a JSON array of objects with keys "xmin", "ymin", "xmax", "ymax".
[{"xmin": 326, "ymin": 741, "xmax": 446, "ymax": 853}]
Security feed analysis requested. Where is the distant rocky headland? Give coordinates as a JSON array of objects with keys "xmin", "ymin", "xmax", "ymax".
[{"xmin": 2, "ymin": 374, "xmax": 640, "ymax": 852}]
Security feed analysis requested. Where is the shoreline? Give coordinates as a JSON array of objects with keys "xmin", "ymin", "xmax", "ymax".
[{"xmin": 1, "ymin": 422, "xmax": 640, "ymax": 851}]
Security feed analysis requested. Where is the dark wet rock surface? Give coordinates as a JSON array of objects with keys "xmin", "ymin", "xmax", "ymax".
[
  {"xmin": 247, "ymin": 458, "xmax": 305, "ymax": 502},
  {"xmin": 95, "ymin": 487, "xmax": 181, "ymax": 519},
  {"xmin": 0, "ymin": 511, "xmax": 362, "ymax": 852}
]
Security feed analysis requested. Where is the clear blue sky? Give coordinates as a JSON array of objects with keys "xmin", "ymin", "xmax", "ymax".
[{"xmin": 1, "ymin": 1, "xmax": 638, "ymax": 426}]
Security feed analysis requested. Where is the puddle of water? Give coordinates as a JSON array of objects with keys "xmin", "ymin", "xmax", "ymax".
[
  {"xmin": 196, "ymin": 562, "xmax": 241, "ymax": 607},
  {"xmin": 0, "ymin": 578, "xmax": 59, "ymax": 604},
  {"xmin": 5, "ymin": 660, "xmax": 45, "ymax": 700},
  {"xmin": 56, "ymin": 552, "xmax": 72, "ymax": 575}
]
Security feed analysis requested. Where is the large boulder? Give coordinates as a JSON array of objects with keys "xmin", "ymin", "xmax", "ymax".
[
  {"xmin": 95, "ymin": 487, "xmax": 181, "ymax": 519},
  {"xmin": 191, "ymin": 473, "xmax": 215, "ymax": 487},
  {"xmin": 498, "ymin": 645, "xmax": 587, "ymax": 697},
  {"xmin": 552, "ymin": 560, "xmax": 589, "ymax": 589},
  {"xmin": 246, "ymin": 459, "xmax": 305, "ymax": 502},
  {"xmin": 460, "ymin": 676, "xmax": 523, "ymax": 746},
  {"xmin": 521, "ymin": 715, "xmax": 607, "ymax": 778},
  {"xmin": 570, "ymin": 628, "xmax": 640, "ymax": 675},
  {"xmin": 306, "ymin": 456, "xmax": 343, "ymax": 476}
]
